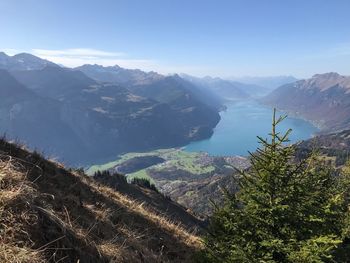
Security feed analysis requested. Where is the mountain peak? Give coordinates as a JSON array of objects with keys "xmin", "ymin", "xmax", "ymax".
[
  {"xmin": 312, "ymin": 72, "xmax": 342, "ymax": 80},
  {"xmin": 0, "ymin": 52, "xmax": 10, "ymax": 66},
  {"xmin": 13, "ymin": 52, "xmax": 55, "ymax": 65},
  {"xmin": 13, "ymin": 52, "xmax": 39, "ymax": 58},
  {"xmin": 0, "ymin": 51, "xmax": 58, "ymax": 70},
  {"xmin": 302, "ymin": 72, "xmax": 350, "ymax": 91},
  {"xmin": 0, "ymin": 51, "xmax": 9, "ymax": 57}
]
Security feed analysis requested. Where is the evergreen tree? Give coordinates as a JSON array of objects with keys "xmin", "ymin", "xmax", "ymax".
[{"xmin": 200, "ymin": 109, "xmax": 350, "ymax": 263}]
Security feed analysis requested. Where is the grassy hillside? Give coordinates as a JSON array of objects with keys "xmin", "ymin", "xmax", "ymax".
[{"xmin": 0, "ymin": 139, "xmax": 202, "ymax": 262}]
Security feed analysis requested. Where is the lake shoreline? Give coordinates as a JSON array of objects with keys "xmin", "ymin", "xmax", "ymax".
[{"xmin": 184, "ymin": 99, "xmax": 319, "ymax": 157}]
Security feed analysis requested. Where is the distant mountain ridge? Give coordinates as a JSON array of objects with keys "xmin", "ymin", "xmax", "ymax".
[
  {"xmin": 75, "ymin": 64, "xmax": 164, "ymax": 85},
  {"xmin": 11, "ymin": 65, "xmax": 96, "ymax": 100},
  {"xmin": 0, "ymin": 52, "xmax": 57, "ymax": 71},
  {"xmin": 180, "ymin": 74, "xmax": 251, "ymax": 100},
  {"xmin": 262, "ymin": 72, "xmax": 350, "ymax": 132},
  {"xmin": 76, "ymin": 65, "xmax": 224, "ymax": 110},
  {"xmin": 296, "ymin": 72, "xmax": 350, "ymax": 92},
  {"xmin": 233, "ymin": 75, "xmax": 298, "ymax": 91}
]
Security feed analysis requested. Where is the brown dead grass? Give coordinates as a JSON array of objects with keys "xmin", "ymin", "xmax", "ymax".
[
  {"xmin": 0, "ymin": 140, "xmax": 202, "ymax": 262},
  {"xmin": 0, "ymin": 157, "xmax": 45, "ymax": 263}
]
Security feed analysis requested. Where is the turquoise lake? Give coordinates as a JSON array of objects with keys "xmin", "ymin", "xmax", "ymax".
[{"xmin": 185, "ymin": 100, "xmax": 318, "ymax": 156}]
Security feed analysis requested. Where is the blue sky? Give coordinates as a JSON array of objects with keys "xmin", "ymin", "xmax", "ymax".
[{"xmin": 1, "ymin": 0, "xmax": 350, "ymax": 78}]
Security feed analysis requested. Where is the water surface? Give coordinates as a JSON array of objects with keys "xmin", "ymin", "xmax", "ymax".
[{"xmin": 185, "ymin": 100, "xmax": 318, "ymax": 156}]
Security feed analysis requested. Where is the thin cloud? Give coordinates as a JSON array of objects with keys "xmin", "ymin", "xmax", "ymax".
[
  {"xmin": 1, "ymin": 47, "xmax": 222, "ymax": 76},
  {"xmin": 41, "ymin": 55, "xmax": 158, "ymax": 70},
  {"xmin": 32, "ymin": 48, "xmax": 125, "ymax": 58},
  {"xmin": 2, "ymin": 48, "xmax": 22, "ymax": 56},
  {"xmin": 30, "ymin": 48, "xmax": 211, "ymax": 75},
  {"xmin": 31, "ymin": 48, "xmax": 159, "ymax": 71}
]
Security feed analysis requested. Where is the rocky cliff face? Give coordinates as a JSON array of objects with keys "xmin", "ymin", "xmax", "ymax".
[{"xmin": 262, "ymin": 72, "xmax": 350, "ymax": 132}]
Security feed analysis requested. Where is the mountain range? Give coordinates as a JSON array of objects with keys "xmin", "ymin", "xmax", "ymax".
[
  {"xmin": 262, "ymin": 72, "xmax": 350, "ymax": 132},
  {"xmin": 233, "ymin": 75, "xmax": 298, "ymax": 94},
  {"xmin": 0, "ymin": 52, "xmax": 233, "ymax": 165},
  {"xmin": 3, "ymin": 52, "xmax": 293, "ymax": 165},
  {"xmin": 181, "ymin": 74, "xmax": 251, "ymax": 100},
  {"xmin": 0, "ymin": 52, "xmax": 57, "ymax": 70},
  {"xmin": 0, "ymin": 51, "xmax": 310, "ymax": 166},
  {"xmin": 3, "ymin": 52, "xmax": 350, "ymax": 262}
]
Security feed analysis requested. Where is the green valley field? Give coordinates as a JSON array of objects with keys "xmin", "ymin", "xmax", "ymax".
[{"xmin": 87, "ymin": 148, "xmax": 250, "ymax": 216}]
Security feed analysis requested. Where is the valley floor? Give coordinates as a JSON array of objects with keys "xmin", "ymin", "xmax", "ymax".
[{"xmin": 87, "ymin": 148, "xmax": 250, "ymax": 216}]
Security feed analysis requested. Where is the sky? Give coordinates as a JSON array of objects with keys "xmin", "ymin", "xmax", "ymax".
[{"xmin": 1, "ymin": 0, "xmax": 350, "ymax": 78}]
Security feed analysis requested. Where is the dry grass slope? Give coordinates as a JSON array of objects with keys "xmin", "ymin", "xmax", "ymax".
[{"xmin": 0, "ymin": 139, "xmax": 201, "ymax": 263}]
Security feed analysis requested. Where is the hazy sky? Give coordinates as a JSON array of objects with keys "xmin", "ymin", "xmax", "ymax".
[{"xmin": 1, "ymin": 0, "xmax": 350, "ymax": 78}]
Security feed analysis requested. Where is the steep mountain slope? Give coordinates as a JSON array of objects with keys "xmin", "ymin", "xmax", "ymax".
[
  {"xmin": 0, "ymin": 69, "xmax": 86, "ymax": 163},
  {"xmin": 127, "ymin": 75, "xmax": 221, "ymax": 134},
  {"xmin": 0, "ymin": 139, "xmax": 201, "ymax": 262},
  {"xmin": 93, "ymin": 171, "xmax": 204, "ymax": 229},
  {"xmin": 262, "ymin": 72, "xmax": 350, "ymax": 132},
  {"xmin": 0, "ymin": 52, "xmax": 57, "ymax": 71},
  {"xmin": 75, "ymin": 64, "xmax": 222, "ymax": 145}
]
